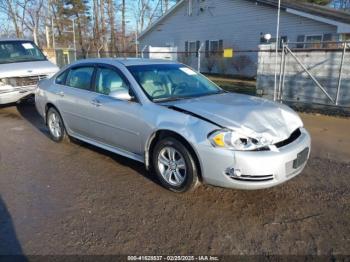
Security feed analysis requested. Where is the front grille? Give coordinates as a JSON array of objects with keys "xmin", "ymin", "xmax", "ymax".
[
  {"xmin": 7, "ymin": 75, "xmax": 47, "ymax": 87},
  {"xmin": 230, "ymin": 174, "xmax": 274, "ymax": 182},
  {"xmin": 275, "ymin": 128, "xmax": 301, "ymax": 148}
]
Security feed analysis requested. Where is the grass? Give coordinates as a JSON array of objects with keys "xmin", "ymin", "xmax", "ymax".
[{"xmin": 206, "ymin": 74, "xmax": 257, "ymax": 96}]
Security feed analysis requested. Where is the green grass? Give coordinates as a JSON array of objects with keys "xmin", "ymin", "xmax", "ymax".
[{"xmin": 206, "ymin": 75, "xmax": 257, "ymax": 96}]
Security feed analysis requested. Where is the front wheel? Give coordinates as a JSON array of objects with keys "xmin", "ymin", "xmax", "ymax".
[
  {"xmin": 47, "ymin": 107, "xmax": 67, "ymax": 142},
  {"xmin": 152, "ymin": 137, "xmax": 200, "ymax": 193}
]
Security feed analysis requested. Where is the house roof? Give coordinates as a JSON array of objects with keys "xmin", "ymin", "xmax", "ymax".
[
  {"xmin": 139, "ymin": 0, "xmax": 187, "ymax": 40},
  {"xmin": 254, "ymin": 0, "xmax": 350, "ymax": 24},
  {"xmin": 139, "ymin": 0, "xmax": 350, "ymax": 39}
]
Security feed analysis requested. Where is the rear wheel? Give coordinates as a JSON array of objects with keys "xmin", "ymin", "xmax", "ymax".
[
  {"xmin": 152, "ymin": 137, "xmax": 199, "ymax": 193},
  {"xmin": 47, "ymin": 107, "xmax": 67, "ymax": 142}
]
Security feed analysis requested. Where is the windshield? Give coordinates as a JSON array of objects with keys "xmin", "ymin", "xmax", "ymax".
[
  {"xmin": 0, "ymin": 41, "xmax": 47, "ymax": 64},
  {"xmin": 127, "ymin": 64, "xmax": 223, "ymax": 102}
]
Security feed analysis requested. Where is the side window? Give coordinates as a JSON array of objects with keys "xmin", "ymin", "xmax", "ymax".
[
  {"xmin": 95, "ymin": 67, "xmax": 129, "ymax": 96},
  {"xmin": 55, "ymin": 70, "xmax": 68, "ymax": 85},
  {"xmin": 66, "ymin": 67, "xmax": 94, "ymax": 90},
  {"xmin": 296, "ymin": 35, "xmax": 305, "ymax": 49}
]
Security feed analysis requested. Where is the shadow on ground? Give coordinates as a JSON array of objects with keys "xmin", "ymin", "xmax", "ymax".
[
  {"xmin": 15, "ymin": 101, "xmax": 162, "ymax": 187},
  {"xmin": 0, "ymin": 196, "xmax": 27, "ymax": 261}
]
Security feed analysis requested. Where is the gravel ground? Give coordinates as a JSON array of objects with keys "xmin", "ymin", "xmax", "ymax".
[{"xmin": 0, "ymin": 102, "xmax": 349, "ymax": 256}]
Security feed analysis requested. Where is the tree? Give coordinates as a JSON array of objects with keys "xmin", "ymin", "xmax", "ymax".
[
  {"xmin": 63, "ymin": 0, "xmax": 91, "ymax": 56},
  {"xmin": 19, "ymin": 0, "xmax": 45, "ymax": 44},
  {"xmin": 0, "ymin": 0, "xmax": 26, "ymax": 37},
  {"xmin": 107, "ymin": 0, "xmax": 117, "ymax": 53}
]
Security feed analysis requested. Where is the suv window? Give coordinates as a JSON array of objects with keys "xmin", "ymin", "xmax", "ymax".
[
  {"xmin": 95, "ymin": 67, "xmax": 129, "ymax": 95},
  {"xmin": 66, "ymin": 67, "xmax": 94, "ymax": 90}
]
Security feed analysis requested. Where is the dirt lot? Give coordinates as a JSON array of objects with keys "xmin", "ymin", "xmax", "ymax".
[{"xmin": 0, "ymin": 102, "xmax": 349, "ymax": 256}]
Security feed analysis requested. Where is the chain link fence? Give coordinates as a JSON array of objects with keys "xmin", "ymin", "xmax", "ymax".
[
  {"xmin": 53, "ymin": 44, "xmax": 350, "ymax": 113},
  {"xmin": 257, "ymin": 42, "xmax": 350, "ymax": 108}
]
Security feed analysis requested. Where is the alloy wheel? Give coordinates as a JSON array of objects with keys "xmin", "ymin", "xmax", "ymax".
[
  {"xmin": 157, "ymin": 146, "xmax": 187, "ymax": 186},
  {"xmin": 48, "ymin": 111, "xmax": 62, "ymax": 139}
]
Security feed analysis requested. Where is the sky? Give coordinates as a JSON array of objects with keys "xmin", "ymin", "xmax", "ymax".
[{"xmin": 0, "ymin": 0, "xmax": 176, "ymax": 37}]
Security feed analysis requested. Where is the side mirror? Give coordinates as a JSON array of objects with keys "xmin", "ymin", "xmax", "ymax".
[{"xmin": 109, "ymin": 89, "xmax": 134, "ymax": 101}]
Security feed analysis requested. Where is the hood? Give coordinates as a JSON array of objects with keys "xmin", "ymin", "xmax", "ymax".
[
  {"xmin": 165, "ymin": 93, "xmax": 303, "ymax": 143},
  {"xmin": 0, "ymin": 60, "xmax": 59, "ymax": 78}
]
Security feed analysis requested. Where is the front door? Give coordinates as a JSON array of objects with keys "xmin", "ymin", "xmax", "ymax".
[{"xmin": 88, "ymin": 65, "xmax": 146, "ymax": 155}]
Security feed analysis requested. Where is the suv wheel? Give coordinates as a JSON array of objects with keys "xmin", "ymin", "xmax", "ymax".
[{"xmin": 153, "ymin": 137, "xmax": 199, "ymax": 192}]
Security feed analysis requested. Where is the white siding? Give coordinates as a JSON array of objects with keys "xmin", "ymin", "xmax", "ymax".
[{"xmin": 140, "ymin": 0, "xmax": 338, "ymax": 76}]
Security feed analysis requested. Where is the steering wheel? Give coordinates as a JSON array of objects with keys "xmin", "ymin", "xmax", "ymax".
[
  {"xmin": 150, "ymin": 81, "xmax": 167, "ymax": 97},
  {"xmin": 172, "ymin": 82, "xmax": 189, "ymax": 95},
  {"xmin": 151, "ymin": 89, "xmax": 166, "ymax": 97}
]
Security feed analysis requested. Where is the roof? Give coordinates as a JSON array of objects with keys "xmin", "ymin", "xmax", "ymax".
[
  {"xmin": 139, "ymin": 0, "xmax": 186, "ymax": 39},
  {"xmin": 254, "ymin": 0, "xmax": 350, "ymax": 24},
  {"xmin": 72, "ymin": 58, "xmax": 177, "ymax": 67},
  {"xmin": 0, "ymin": 38, "xmax": 34, "ymax": 42},
  {"xmin": 139, "ymin": 0, "xmax": 350, "ymax": 39},
  {"xmin": 116, "ymin": 58, "xmax": 177, "ymax": 66}
]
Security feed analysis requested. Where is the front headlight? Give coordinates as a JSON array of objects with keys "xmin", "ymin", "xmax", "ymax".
[
  {"xmin": 208, "ymin": 129, "xmax": 272, "ymax": 151},
  {"xmin": 0, "ymin": 78, "xmax": 14, "ymax": 91}
]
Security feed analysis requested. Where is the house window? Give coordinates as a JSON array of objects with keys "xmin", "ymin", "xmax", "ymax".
[
  {"xmin": 185, "ymin": 41, "xmax": 201, "ymax": 57},
  {"xmin": 210, "ymin": 41, "xmax": 219, "ymax": 54},
  {"xmin": 341, "ymin": 33, "xmax": 350, "ymax": 41},
  {"xmin": 297, "ymin": 34, "xmax": 329, "ymax": 49},
  {"xmin": 323, "ymin": 33, "xmax": 334, "ymax": 48},
  {"xmin": 280, "ymin": 36, "xmax": 288, "ymax": 47},
  {"xmin": 305, "ymin": 35, "xmax": 323, "ymax": 48},
  {"xmin": 205, "ymin": 40, "xmax": 223, "ymax": 57},
  {"xmin": 296, "ymin": 35, "xmax": 305, "ymax": 48},
  {"xmin": 189, "ymin": 41, "xmax": 197, "ymax": 54}
]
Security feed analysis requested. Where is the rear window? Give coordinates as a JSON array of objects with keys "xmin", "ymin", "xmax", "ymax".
[
  {"xmin": 55, "ymin": 70, "xmax": 68, "ymax": 85},
  {"xmin": 66, "ymin": 67, "xmax": 94, "ymax": 90}
]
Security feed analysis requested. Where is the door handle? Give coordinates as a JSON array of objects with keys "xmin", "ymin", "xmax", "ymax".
[
  {"xmin": 91, "ymin": 99, "xmax": 102, "ymax": 107},
  {"xmin": 55, "ymin": 91, "xmax": 64, "ymax": 97}
]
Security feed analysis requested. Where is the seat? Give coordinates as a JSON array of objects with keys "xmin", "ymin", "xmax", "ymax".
[
  {"xmin": 101, "ymin": 72, "xmax": 127, "ymax": 95},
  {"xmin": 140, "ymin": 72, "xmax": 167, "ymax": 98},
  {"xmin": 70, "ymin": 71, "xmax": 91, "ymax": 89}
]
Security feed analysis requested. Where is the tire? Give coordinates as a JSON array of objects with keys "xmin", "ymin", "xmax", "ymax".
[
  {"xmin": 46, "ymin": 107, "xmax": 67, "ymax": 143},
  {"xmin": 152, "ymin": 137, "xmax": 200, "ymax": 193}
]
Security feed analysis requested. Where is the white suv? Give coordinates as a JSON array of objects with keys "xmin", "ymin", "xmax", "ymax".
[{"xmin": 0, "ymin": 39, "xmax": 59, "ymax": 104}]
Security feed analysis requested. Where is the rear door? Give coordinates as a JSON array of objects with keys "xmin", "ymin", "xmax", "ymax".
[{"xmin": 56, "ymin": 65, "xmax": 96, "ymax": 138}]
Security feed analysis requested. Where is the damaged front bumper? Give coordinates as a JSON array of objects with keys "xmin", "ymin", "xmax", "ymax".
[
  {"xmin": 198, "ymin": 128, "xmax": 311, "ymax": 190},
  {"xmin": 0, "ymin": 86, "xmax": 36, "ymax": 104}
]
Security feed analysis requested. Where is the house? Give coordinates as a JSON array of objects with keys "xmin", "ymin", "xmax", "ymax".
[{"xmin": 139, "ymin": 0, "xmax": 350, "ymax": 77}]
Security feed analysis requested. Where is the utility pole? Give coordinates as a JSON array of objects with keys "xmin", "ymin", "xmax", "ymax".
[{"xmin": 273, "ymin": 0, "xmax": 281, "ymax": 101}]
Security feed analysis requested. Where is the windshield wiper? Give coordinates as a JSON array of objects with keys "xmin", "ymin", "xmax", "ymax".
[
  {"xmin": 153, "ymin": 90, "xmax": 226, "ymax": 103},
  {"xmin": 0, "ymin": 57, "xmax": 46, "ymax": 64},
  {"xmin": 153, "ymin": 96, "xmax": 191, "ymax": 103}
]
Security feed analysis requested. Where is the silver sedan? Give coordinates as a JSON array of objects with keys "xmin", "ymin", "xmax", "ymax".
[{"xmin": 35, "ymin": 58, "xmax": 311, "ymax": 192}]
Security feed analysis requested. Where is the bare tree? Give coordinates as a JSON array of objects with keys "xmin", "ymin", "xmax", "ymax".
[
  {"xmin": 18, "ymin": 0, "xmax": 45, "ymax": 44},
  {"xmin": 231, "ymin": 55, "xmax": 253, "ymax": 75},
  {"xmin": 107, "ymin": 0, "xmax": 117, "ymax": 53},
  {"xmin": 121, "ymin": 0, "xmax": 125, "ymax": 52},
  {"xmin": 0, "ymin": 0, "xmax": 24, "ymax": 37}
]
